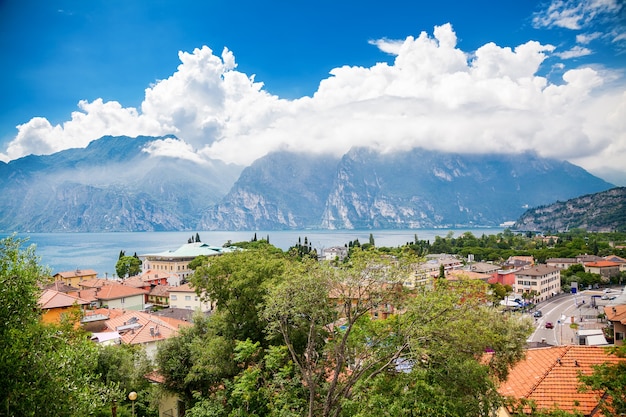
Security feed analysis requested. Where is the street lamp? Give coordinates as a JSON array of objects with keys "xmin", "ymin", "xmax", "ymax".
[{"xmin": 128, "ymin": 391, "xmax": 137, "ymax": 417}]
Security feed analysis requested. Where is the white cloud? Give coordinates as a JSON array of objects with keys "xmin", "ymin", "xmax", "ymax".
[
  {"xmin": 1, "ymin": 23, "xmax": 625, "ymax": 185},
  {"xmin": 576, "ymin": 32, "xmax": 602, "ymax": 44},
  {"xmin": 555, "ymin": 45, "xmax": 593, "ymax": 59},
  {"xmin": 532, "ymin": 0, "xmax": 621, "ymax": 30}
]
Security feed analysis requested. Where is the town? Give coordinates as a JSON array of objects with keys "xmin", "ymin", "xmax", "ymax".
[{"xmin": 3, "ymin": 230, "xmax": 626, "ymax": 416}]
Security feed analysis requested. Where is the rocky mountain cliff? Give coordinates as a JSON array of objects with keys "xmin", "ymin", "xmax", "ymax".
[
  {"xmin": 200, "ymin": 147, "xmax": 614, "ymax": 230},
  {"xmin": 513, "ymin": 187, "xmax": 626, "ymax": 232},
  {"xmin": 0, "ymin": 135, "xmax": 616, "ymax": 232}
]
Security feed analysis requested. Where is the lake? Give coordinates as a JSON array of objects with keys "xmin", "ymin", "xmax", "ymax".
[{"xmin": 2, "ymin": 228, "xmax": 504, "ymax": 276}]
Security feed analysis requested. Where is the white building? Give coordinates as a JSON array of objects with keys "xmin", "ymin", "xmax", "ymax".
[
  {"xmin": 169, "ymin": 283, "xmax": 214, "ymax": 312},
  {"xmin": 513, "ymin": 265, "xmax": 561, "ymax": 302}
]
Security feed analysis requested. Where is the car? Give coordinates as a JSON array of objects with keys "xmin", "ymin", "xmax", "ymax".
[
  {"xmin": 601, "ymin": 295, "xmax": 609, "ymax": 300},
  {"xmin": 533, "ymin": 311, "xmax": 543, "ymax": 318},
  {"xmin": 545, "ymin": 322, "xmax": 554, "ymax": 329},
  {"xmin": 604, "ymin": 288, "xmax": 612, "ymax": 293}
]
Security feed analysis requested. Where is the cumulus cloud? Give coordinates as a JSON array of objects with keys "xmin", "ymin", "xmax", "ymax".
[{"xmin": 1, "ymin": 23, "xmax": 625, "ymax": 185}]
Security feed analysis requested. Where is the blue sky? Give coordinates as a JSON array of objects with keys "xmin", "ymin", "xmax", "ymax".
[{"xmin": 1, "ymin": 0, "xmax": 625, "ymax": 184}]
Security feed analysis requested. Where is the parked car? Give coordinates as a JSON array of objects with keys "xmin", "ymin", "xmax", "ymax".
[
  {"xmin": 604, "ymin": 288, "xmax": 612, "ymax": 293},
  {"xmin": 545, "ymin": 322, "xmax": 554, "ymax": 329},
  {"xmin": 533, "ymin": 310, "xmax": 543, "ymax": 318}
]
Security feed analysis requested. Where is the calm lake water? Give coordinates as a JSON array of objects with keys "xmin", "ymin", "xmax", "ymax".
[{"xmin": 3, "ymin": 228, "xmax": 504, "ymax": 276}]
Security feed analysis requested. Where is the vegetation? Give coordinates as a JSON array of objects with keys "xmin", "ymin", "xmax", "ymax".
[
  {"xmin": 0, "ymin": 235, "xmax": 160, "ymax": 416},
  {"xmin": 156, "ymin": 246, "xmax": 533, "ymax": 417},
  {"xmin": 115, "ymin": 254, "xmax": 142, "ymax": 278}
]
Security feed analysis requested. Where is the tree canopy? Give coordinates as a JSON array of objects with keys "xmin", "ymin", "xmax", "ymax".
[{"xmin": 157, "ymin": 246, "xmax": 533, "ymax": 417}]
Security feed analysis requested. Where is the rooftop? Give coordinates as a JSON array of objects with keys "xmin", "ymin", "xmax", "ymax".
[
  {"xmin": 499, "ymin": 345, "xmax": 626, "ymax": 415},
  {"xmin": 140, "ymin": 242, "xmax": 234, "ymax": 259}
]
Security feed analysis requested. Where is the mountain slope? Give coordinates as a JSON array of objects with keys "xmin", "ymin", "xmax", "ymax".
[
  {"xmin": 0, "ymin": 135, "xmax": 242, "ymax": 232},
  {"xmin": 199, "ymin": 152, "xmax": 340, "ymax": 230},
  {"xmin": 513, "ymin": 187, "xmax": 626, "ymax": 232},
  {"xmin": 201, "ymin": 147, "xmax": 614, "ymax": 230}
]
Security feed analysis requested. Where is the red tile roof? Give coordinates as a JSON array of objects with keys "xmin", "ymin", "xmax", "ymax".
[
  {"xmin": 605, "ymin": 304, "xmax": 626, "ymax": 325},
  {"xmin": 104, "ymin": 311, "xmax": 191, "ymax": 345},
  {"xmin": 584, "ymin": 261, "xmax": 621, "ymax": 268},
  {"xmin": 499, "ymin": 346, "xmax": 626, "ymax": 415},
  {"xmin": 39, "ymin": 289, "xmax": 90, "ymax": 309},
  {"xmin": 95, "ymin": 284, "xmax": 147, "ymax": 301},
  {"xmin": 54, "ymin": 269, "xmax": 98, "ymax": 278}
]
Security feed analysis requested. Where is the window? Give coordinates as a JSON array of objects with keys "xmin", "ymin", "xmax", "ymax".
[
  {"xmin": 120, "ymin": 297, "xmax": 125, "ymax": 304},
  {"xmin": 171, "ymin": 295, "xmax": 177, "ymax": 300},
  {"xmin": 616, "ymin": 332, "xmax": 624, "ymax": 341},
  {"xmin": 185, "ymin": 295, "xmax": 191, "ymax": 301}
]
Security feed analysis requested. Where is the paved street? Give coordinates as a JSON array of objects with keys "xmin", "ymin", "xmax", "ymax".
[{"xmin": 526, "ymin": 285, "xmax": 626, "ymax": 345}]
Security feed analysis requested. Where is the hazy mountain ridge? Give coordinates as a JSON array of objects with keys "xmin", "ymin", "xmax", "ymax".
[
  {"xmin": 202, "ymin": 146, "xmax": 614, "ymax": 230},
  {"xmin": 513, "ymin": 187, "xmax": 626, "ymax": 232},
  {"xmin": 0, "ymin": 135, "xmax": 242, "ymax": 232},
  {"xmin": 0, "ymin": 135, "xmax": 615, "ymax": 232}
]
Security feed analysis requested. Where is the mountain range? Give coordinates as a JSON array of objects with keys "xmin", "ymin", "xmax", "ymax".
[
  {"xmin": 0, "ymin": 135, "xmax": 615, "ymax": 232},
  {"xmin": 513, "ymin": 187, "xmax": 626, "ymax": 232}
]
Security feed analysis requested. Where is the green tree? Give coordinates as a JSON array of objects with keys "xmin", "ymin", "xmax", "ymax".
[
  {"xmin": 579, "ymin": 345, "xmax": 626, "ymax": 415},
  {"xmin": 116, "ymin": 255, "xmax": 142, "ymax": 278},
  {"xmin": 0, "ymin": 235, "xmax": 119, "ymax": 416}
]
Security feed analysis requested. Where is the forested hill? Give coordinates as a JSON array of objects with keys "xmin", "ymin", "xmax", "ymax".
[{"xmin": 513, "ymin": 187, "xmax": 626, "ymax": 232}]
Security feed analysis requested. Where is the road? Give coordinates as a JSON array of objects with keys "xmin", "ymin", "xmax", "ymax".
[{"xmin": 526, "ymin": 285, "xmax": 625, "ymax": 345}]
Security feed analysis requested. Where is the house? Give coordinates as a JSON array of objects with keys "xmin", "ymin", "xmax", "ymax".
[
  {"xmin": 94, "ymin": 284, "xmax": 148, "ymax": 311},
  {"xmin": 147, "ymin": 285, "xmax": 171, "ymax": 308},
  {"xmin": 103, "ymin": 310, "xmax": 192, "ymax": 359},
  {"xmin": 38, "ymin": 289, "xmax": 90, "ymax": 324},
  {"xmin": 605, "ymin": 304, "xmax": 626, "ymax": 346},
  {"xmin": 545, "ymin": 258, "xmax": 578, "ymax": 270},
  {"xmin": 504, "ymin": 256, "xmax": 535, "ymax": 269},
  {"xmin": 139, "ymin": 242, "xmax": 234, "ymax": 282},
  {"xmin": 513, "ymin": 265, "xmax": 561, "ymax": 302},
  {"xmin": 469, "ymin": 262, "xmax": 500, "ymax": 275},
  {"xmin": 584, "ymin": 260, "xmax": 621, "ymax": 280},
  {"xmin": 53, "ymin": 268, "xmax": 98, "ymax": 287},
  {"xmin": 488, "ymin": 269, "xmax": 518, "ymax": 287},
  {"xmin": 498, "ymin": 345, "xmax": 626, "ymax": 416},
  {"xmin": 320, "ymin": 246, "xmax": 348, "ymax": 262},
  {"xmin": 604, "ymin": 255, "xmax": 626, "ymax": 272},
  {"xmin": 446, "ymin": 269, "xmax": 491, "ymax": 283},
  {"xmin": 168, "ymin": 283, "xmax": 214, "ymax": 312}
]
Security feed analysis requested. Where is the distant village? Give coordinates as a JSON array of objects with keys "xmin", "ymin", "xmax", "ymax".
[{"xmin": 38, "ymin": 236, "xmax": 626, "ymax": 417}]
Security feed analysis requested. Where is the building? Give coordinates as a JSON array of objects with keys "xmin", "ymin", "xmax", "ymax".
[
  {"xmin": 94, "ymin": 284, "xmax": 148, "ymax": 311},
  {"xmin": 604, "ymin": 255, "xmax": 626, "ymax": 272},
  {"xmin": 139, "ymin": 242, "xmax": 234, "ymax": 282},
  {"xmin": 513, "ymin": 265, "xmax": 561, "ymax": 302},
  {"xmin": 498, "ymin": 346, "xmax": 626, "ymax": 416},
  {"xmin": 320, "ymin": 246, "xmax": 348, "ymax": 262},
  {"xmin": 38, "ymin": 289, "xmax": 90, "ymax": 324},
  {"xmin": 584, "ymin": 260, "xmax": 621, "ymax": 280},
  {"xmin": 605, "ymin": 304, "xmax": 626, "ymax": 346},
  {"xmin": 168, "ymin": 283, "xmax": 214, "ymax": 312},
  {"xmin": 546, "ymin": 258, "xmax": 578, "ymax": 270},
  {"xmin": 103, "ymin": 311, "xmax": 192, "ymax": 359},
  {"xmin": 53, "ymin": 269, "xmax": 98, "ymax": 287},
  {"xmin": 147, "ymin": 285, "xmax": 171, "ymax": 308}
]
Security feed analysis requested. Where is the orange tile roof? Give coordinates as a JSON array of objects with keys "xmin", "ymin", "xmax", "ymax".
[
  {"xmin": 605, "ymin": 304, "xmax": 626, "ymax": 325},
  {"xmin": 39, "ymin": 289, "xmax": 90, "ymax": 309},
  {"xmin": 96, "ymin": 284, "xmax": 147, "ymax": 301},
  {"xmin": 169, "ymin": 283, "xmax": 197, "ymax": 293},
  {"xmin": 499, "ymin": 346, "xmax": 625, "ymax": 415},
  {"xmin": 104, "ymin": 311, "xmax": 191, "ymax": 345},
  {"xmin": 78, "ymin": 278, "xmax": 111, "ymax": 288},
  {"xmin": 54, "ymin": 269, "xmax": 98, "ymax": 278},
  {"xmin": 584, "ymin": 261, "xmax": 621, "ymax": 268}
]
